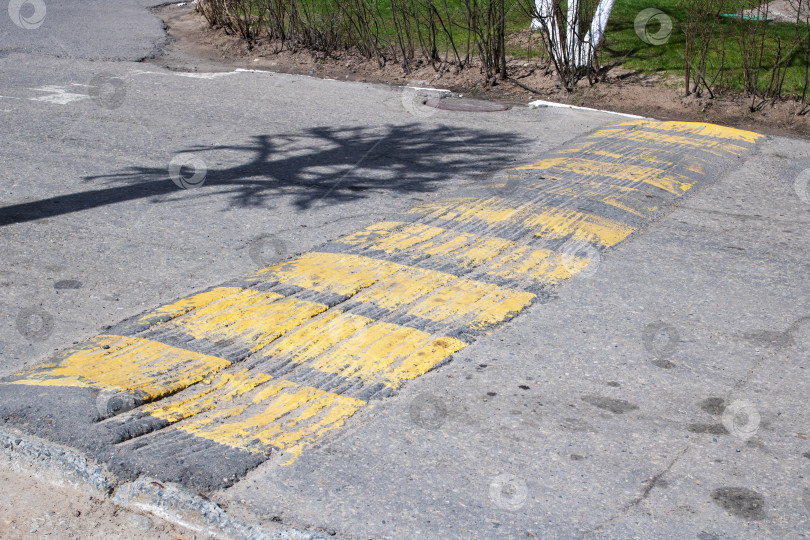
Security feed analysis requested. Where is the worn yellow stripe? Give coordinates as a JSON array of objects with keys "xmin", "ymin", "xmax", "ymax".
[
  {"xmin": 409, "ymin": 199, "xmax": 633, "ymax": 247},
  {"xmin": 409, "ymin": 198, "xmax": 525, "ymax": 225},
  {"xmin": 555, "ymin": 140, "xmax": 706, "ymax": 175},
  {"xmin": 303, "ymin": 322, "xmax": 466, "ymax": 387},
  {"xmin": 4, "ymin": 335, "xmax": 230, "ymax": 401},
  {"xmin": 136, "ymin": 287, "xmax": 241, "ymax": 327},
  {"xmin": 169, "ymin": 288, "xmax": 328, "ymax": 352},
  {"xmin": 146, "ymin": 369, "xmax": 271, "ymax": 423},
  {"xmin": 408, "ymin": 278, "xmax": 534, "ymax": 328},
  {"xmin": 486, "ymin": 247, "xmax": 590, "ymax": 285},
  {"xmin": 335, "ymin": 221, "xmax": 404, "ymax": 248},
  {"xmin": 351, "ymin": 265, "xmax": 454, "ymax": 311},
  {"xmin": 422, "ymin": 231, "xmax": 513, "ymax": 268},
  {"xmin": 341, "ymin": 221, "xmax": 514, "ymax": 269},
  {"xmin": 261, "ymin": 308, "xmax": 466, "ymax": 388},
  {"xmin": 524, "ymin": 206, "xmax": 635, "ymax": 247},
  {"xmin": 357, "ymin": 222, "xmax": 445, "ymax": 252},
  {"xmin": 254, "ymin": 252, "xmax": 534, "ymax": 328},
  {"xmin": 517, "ymin": 157, "xmax": 694, "ymax": 195},
  {"xmin": 255, "ymin": 252, "xmax": 401, "ymax": 297},
  {"xmin": 257, "ymin": 252, "xmax": 452, "ymax": 309},
  {"xmin": 340, "ymin": 221, "xmax": 595, "ymax": 286},
  {"xmin": 517, "ymin": 181, "xmax": 654, "ymax": 218},
  {"xmin": 604, "ymin": 193, "xmax": 661, "ymax": 216},
  {"xmin": 586, "ymin": 127, "xmax": 746, "ymax": 157},
  {"xmin": 177, "ymin": 379, "xmax": 366, "ymax": 463},
  {"xmin": 262, "ymin": 310, "xmax": 372, "ymax": 364},
  {"xmin": 615, "ymin": 120, "xmax": 763, "ymax": 143}
]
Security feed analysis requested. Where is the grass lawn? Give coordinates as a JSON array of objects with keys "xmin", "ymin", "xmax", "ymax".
[{"xmin": 599, "ymin": 0, "xmax": 810, "ymax": 96}]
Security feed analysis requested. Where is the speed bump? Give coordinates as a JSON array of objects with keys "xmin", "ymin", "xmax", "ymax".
[{"xmin": 0, "ymin": 120, "xmax": 763, "ymax": 490}]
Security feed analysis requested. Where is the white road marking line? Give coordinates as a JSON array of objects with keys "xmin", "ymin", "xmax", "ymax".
[
  {"xmin": 528, "ymin": 99, "xmax": 647, "ymax": 119},
  {"xmin": 29, "ymin": 85, "xmax": 90, "ymax": 105}
]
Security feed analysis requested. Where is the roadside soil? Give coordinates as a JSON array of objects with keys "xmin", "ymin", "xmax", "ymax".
[
  {"xmin": 147, "ymin": 2, "xmax": 810, "ymax": 139},
  {"xmin": 0, "ymin": 462, "xmax": 204, "ymax": 539}
]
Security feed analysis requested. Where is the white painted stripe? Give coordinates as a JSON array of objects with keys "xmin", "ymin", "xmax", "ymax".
[
  {"xmin": 404, "ymin": 86, "xmax": 452, "ymax": 93},
  {"xmin": 528, "ymin": 99, "xmax": 646, "ymax": 119}
]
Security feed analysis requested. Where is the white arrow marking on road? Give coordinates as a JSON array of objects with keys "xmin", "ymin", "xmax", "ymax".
[{"xmin": 29, "ymin": 85, "xmax": 91, "ymax": 105}]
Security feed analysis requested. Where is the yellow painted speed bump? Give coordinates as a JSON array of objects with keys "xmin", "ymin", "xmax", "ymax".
[{"xmin": 0, "ymin": 120, "xmax": 763, "ymax": 490}]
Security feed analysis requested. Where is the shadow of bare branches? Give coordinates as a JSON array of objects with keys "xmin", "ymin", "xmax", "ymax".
[{"xmin": 0, "ymin": 123, "xmax": 530, "ymax": 227}]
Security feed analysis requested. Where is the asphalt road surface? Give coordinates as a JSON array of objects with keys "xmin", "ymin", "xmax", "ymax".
[{"xmin": 2, "ymin": 2, "xmax": 810, "ymax": 539}]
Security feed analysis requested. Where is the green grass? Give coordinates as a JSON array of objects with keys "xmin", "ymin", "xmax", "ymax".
[{"xmin": 600, "ymin": 0, "xmax": 810, "ymax": 96}]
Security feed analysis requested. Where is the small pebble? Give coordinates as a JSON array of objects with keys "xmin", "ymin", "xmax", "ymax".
[{"xmin": 126, "ymin": 514, "xmax": 152, "ymax": 531}]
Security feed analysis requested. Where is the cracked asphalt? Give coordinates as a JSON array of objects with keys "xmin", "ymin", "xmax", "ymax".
[{"xmin": 2, "ymin": 2, "xmax": 810, "ymax": 539}]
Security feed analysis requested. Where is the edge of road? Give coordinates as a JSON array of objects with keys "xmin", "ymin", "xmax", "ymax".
[{"xmin": 0, "ymin": 426, "xmax": 330, "ymax": 539}]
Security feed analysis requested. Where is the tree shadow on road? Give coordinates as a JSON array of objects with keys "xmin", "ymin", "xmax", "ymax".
[{"xmin": 0, "ymin": 123, "xmax": 530, "ymax": 226}]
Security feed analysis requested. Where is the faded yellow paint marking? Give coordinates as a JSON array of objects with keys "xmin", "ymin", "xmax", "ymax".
[
  {"xmin": 5, "ymin": 335, "xmax": 230, "ymax": 401},
  {"xmin": 307, "ymin": 322, "xmax": 466, "ymax": 387},
  {"xmin": 341, "ymin": 222, "xmax": 513, "ymax": 269},
  {"xmin": 255, "ymin": 252, "xmax": 401, "ymax": 297},
  {"xmin": 518, "ymin": 182, "xmax": 651, "ymax": 218},
  {"xmin": 146, "ymin": 370, "xmax": 271, "ymax": 424},
  {"xmin": 408, "ymin": 279, "xmax": 535, "ymax": 329},
  {"xmin": 362, "ymin": 222, "xmax": 445, "ymax": 252},
  {"xmin": 352, "ymin": 265, "xmax": 454, "ymax": 310},
  {"xmin": 602, "ymin": 195, "xmax": 659, "ymax": 216},
  {"xmin": 487, "ymin": 247, "xmax": 589, "ymax": 285},
  {"xmin": 586, "ymin": 127, "xmax": 746, "ymax": 157},
  {"xmin": 338, "ymin": 219, "xmax": 584, "ymax": 287},
  {"xmin": 521, "ymin": 178, "xmax": 646, "ymax": 196},
  {"xmin": 177, "ymin": 379, "xmax": 365, "ymax": 463},
  {"xmin": 255, "ymin": 251, "xmax": 531, "ymax": 327},
  {"xmin": 524, "ymin": 206, "xmax": 635, "ymax": 247},
  {"xmin": 408, "ymin": 199, "xmax": 633, "ymax": 247},
  {"xmin": 338, "ymin": 221, "xmax": 405, "ymax": 247},
  {"xmin": 262, "ymin": 310, "xmax": 373, "ymax": 363},
  {"xmin": 555, "ymin": 141, "xmax": 707, "ymax": 175},
  {"xmin": 422, "ymin": 233, "xmax": 513, "ymax": 268},
  {"xmin": 170, "ymin": 288, "xmax": 328, "ymax": 352},
  {"xmin": 615, "ymin": 120, "xmax": 762, "ymax": 143},
  {"xmin": 409, "ymin": 198, "xmax": 524, "ymax": 225},
  {"xmin": 136, "ymin": 287, "xmax": 241, "ymax": 327},
  {"xmin": 261, "ymin": 251, "xmax": 456, "ymax": 311},
  {"xmin": 557, "ymin": 141, "xmax": 670, "ymax": 165},
  {"xmin": 517, "ymin": 157, "xmax": 695, "ymax": 195}
]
